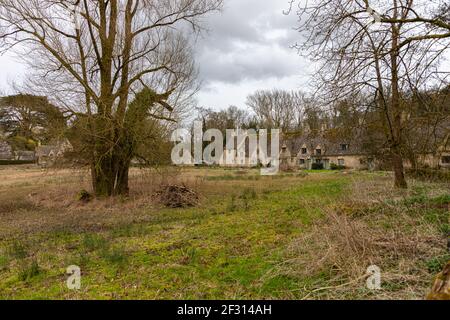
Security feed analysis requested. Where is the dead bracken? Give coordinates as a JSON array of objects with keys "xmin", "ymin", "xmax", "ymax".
[{"xmin": 154, "ymin": 184, "xmax": 199, "ymax": 208}]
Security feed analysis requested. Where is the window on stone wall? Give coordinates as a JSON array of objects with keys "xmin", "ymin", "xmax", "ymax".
[
  {"xmin": 338, "ymin": 159, "xmax": 345, "ymax": 166},
  {"xmin": 341, "ymin": 144, "xmax": 349, "ymax": 151},
  {"xmin": 299, "ymin": 159, "xmax": 305, "ymax": 165},
  {"xmin": 442, "ymin": 156, "xmax": 450, "ymax": 164}
]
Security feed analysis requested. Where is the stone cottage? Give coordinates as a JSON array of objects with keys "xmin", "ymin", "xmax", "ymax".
[
  {"xmin": 0, "ymin": 140, "xmax": 13, "ymax": 160},
  {"xmin": 36, "ymin": 140, "xmax": 72, "ymax": 166},
  {"xmin": 280, "ymin": 136, "xmax": 375, "ymax": 171}
]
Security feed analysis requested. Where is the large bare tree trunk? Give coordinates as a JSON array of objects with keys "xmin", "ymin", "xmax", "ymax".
[
  {"xmin": 115, "ymin": 159, "xmax": 131, "ymax": 196},
  {"xmin": 93, "ymin": 157, "xmax": 114, "ymax": 197},
  {"xmin": 92, "ymin": 152, "xmax": 131, "ymax": 197},
  {"xmin": 392, "ymin": 150, "xmax": 407, "ymax": 188},
  {"xmin": 91, "ymin": 131, "xmax": 132, "ymax": 197}
]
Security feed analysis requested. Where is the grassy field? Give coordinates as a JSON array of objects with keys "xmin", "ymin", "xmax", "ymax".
[{"xmin": 0, "ymin": 165, "xmax": 448, "ymax": 300}]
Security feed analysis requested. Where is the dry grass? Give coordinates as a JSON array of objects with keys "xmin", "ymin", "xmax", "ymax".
[
  {"xmin": 0, "ymin": 166, "xmax": 204, "ymax": 238},
  {"xmin": 0, "ymin": 165, "xmax": 306, "ymax": 238},
  {"xmin": 265, "ymin": 175, "xmax": 449, "ymax": 300},
  {"xmin": 279, "ymin": 212, "xmax": 444, "ymax": 299}
]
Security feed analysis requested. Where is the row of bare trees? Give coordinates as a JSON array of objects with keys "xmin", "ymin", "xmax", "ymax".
[{"xmin": 196, "ymin": 90, "xmax": 321, "ymax": 134}]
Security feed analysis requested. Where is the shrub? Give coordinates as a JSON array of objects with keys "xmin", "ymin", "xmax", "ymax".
[
  {"xmin": 330, "ymin": 163, "xmax": 346, "ymax": 170},
  {"xmin": 76, "ymin": 189, "xmax": 92, "ymax": 203},
  {"xmin": 0, "ymin": 160, "xmax": 35, "ymax": 166},
  {"xmin": 278, "ymin": 209, "xmax": 445, "ymax": 299},
  {"xmin": 311, "ymin": 163, "xmax": 324, "ymax": 170}
]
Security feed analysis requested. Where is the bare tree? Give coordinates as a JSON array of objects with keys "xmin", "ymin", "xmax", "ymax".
[
  {"xmin": 197, "ymin": 105, "xmax": 251, "ymax": 132},
  {"xmin": 291, "ymin": 0, "xmax": 450, "ymax": 188},
  {"xmin": 0, "ymin": 0, "xmax": 222, "ymax": 197},
  {"xmin": 402, "ymin": 86, "xmax": 450, "ymax": 169},
  {"xmin": 367, "ymin": 0, "xmax": 450, "ymax": 45},
  {"xmin": 246, "ymin": 89, "xmax": 305, "ymax": 133}
]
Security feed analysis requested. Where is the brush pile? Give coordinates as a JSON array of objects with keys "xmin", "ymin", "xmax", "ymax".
[{"xmin": 155, "ymin": 184, "xmax": 199, "ymax": 208}]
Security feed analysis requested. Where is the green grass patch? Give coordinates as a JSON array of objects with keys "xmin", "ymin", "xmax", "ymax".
[{"xmin": 17, "ymin": 260, "xmax": 41, "ymax": 282}]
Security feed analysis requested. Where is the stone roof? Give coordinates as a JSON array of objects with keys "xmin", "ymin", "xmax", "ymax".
[
  {"xmin": 36, "ymin": 140, "xmax": 72, "ymax": 158},
  {"xmin": 283, "ymin": 134, "xmax": 365, "ymax": 157},
  {"xmin": 36, "ymin": 145, "xmax": 57, "ymax": 157},
  {"xmin": 0, "ymin": 140, "xmax": 12, "ymax": 153},
  {"xmin": 0, "ymin": 141, "xmax": 13, "ymax": 160},
  {"xmin": 14, "ymin": 150, "xmax": 36, "ymax": 161}
]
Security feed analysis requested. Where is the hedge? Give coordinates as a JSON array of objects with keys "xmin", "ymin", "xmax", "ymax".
[{"xmin": 0, "ymin": 160, "xmax": 35, "ymax": 165}]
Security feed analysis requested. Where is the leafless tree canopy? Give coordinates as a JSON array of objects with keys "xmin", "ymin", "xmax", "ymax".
[
  {"xmin": 246, "ymin": 89, "xmax": 305, "ymax": 132},
  {"xmin": 0, "ymin": 0, "xmax": 222, "ymax": 112},
  {"xmin": 290, "ymin": 0, "xmax": 450, "ymax": 188}
]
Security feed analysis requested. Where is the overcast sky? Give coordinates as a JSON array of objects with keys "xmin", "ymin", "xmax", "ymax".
[
  {"xmin": 0, "ymin": 0, "xmax": 310, "ymax": 111},
  {"xmin": 195, "ymin": 0, "xmax": 311, "ymax": 110}
]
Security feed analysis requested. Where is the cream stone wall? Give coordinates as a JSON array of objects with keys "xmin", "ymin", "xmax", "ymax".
[
  {"xmin": 215, "ymin": 147, "xmax": 449, "ymax": 171},
  {"xmin": 292, "ymin": 154, "xmax": 370, "ymax": 170},
  {"xmin": 326, "ymin": 155, "xmax": 367, "ymax": 170}
]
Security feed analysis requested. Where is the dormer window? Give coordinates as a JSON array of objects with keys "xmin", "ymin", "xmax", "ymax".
[
  {"xmin": 301, "ymin": 148, "xmax": 307, "ymax": 155},
  {"xmin": 341, "ymin": 144, "xmax": 350, "ymax": 151},
  {"xmin": 316, "ymin": 149, "xmax": 322, "ymax": 155}
]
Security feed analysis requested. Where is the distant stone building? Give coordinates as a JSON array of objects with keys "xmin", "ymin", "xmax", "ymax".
[
  {"xmin": 0, "ymin": 141, "xmax": 13, "ymax": 160},
  {"xmin": 0, "ymin": 141, "xmax": 36, "ymax": 162},
  {"xmin": 281, "ymin": 131, "xmax": 450, "ymax": 171},
  {"xmin": 36, "ymin": 140, "xmax": 72, "ymax": 166},
  {"xmin": 280, "ymin": 136, "xmax": 375, "ymax": 171},
  {"xmin": 186, "ymin": 128, "xmax": 449, "ymax": 171},
  {"xmin": 14, "ymin": 150, "xmax": 36, "ymax": 161},
  {"xmin": 407, "ymin": 134, "xmax": 450, "ymax": 170}
]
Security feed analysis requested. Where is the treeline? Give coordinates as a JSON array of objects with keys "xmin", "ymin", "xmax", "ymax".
[{"xmin": 197, "ymin": 86, "xmax": 448, "ymax": 128}]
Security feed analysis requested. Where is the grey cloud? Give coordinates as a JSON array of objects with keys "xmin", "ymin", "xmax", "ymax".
[
  {"xmin": 199, "ymin": 43, "xmax": 301, "ymax": 83},
  {"xmin": 195, "ymin": 0, "xmax": 303, "ymax": 85}
]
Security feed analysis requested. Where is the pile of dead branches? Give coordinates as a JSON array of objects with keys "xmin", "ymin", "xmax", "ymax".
[{"xmin": 154, "ymin": 184, "xmax": 199, "ymax": 208}]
